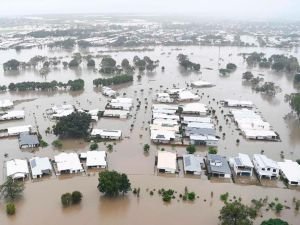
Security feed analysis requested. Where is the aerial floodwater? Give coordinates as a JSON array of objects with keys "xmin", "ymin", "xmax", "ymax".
[{"xmin": 0, "ymin": 13, "xmax": 299, "ymax": 225}]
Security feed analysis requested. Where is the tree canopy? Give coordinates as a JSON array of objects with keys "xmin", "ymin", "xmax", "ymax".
[
  {"xmin": 219, "ymin": 200, "xmax": 255, "ymax": 225},
  {"xmin": 0, "ymin": 177, "xmax": 24, "ymax": 201},
  {"xmin": 260, "ymin": 219, "xmax": 289, "ymax": 225},
  {"xmin": 97, "ymin": 171, "xmax": 131, "ymax": 197},
  {"xmin": 53, "ymin": 111, "xmax": 91, "ymax": 138},
  {"xmin": 177, "ymin": 54, "xmax": 200, "ymax": 71}
]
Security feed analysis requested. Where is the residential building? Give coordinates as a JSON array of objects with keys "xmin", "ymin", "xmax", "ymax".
[
  {"xmin": 54, "ymin": 153, "xmax": 84, "ymax": 175},
  {"xmin": 206, "ymin": 154, "xmax": 231, "ymax": 178},
  {"xmin": 91, "ymin": 129, "xmax": 122, "ymax": 140},
  {"xmin": 157, "ymin": 151, "xmax": 177, "ymax": 173},
  {"xmin": 253, "ymin": 154, "xmax": 279, "ymax": 179},
  {"xmin": 278, "ymin": 160, "xmax": 300, "ymax": 186},
  {"xmin": 18, "ymin": 132, "xmax": 40, "ymax": 148},
  {"xmin": 86, "ymin": 151, "xmax": 107, "ymax": 169},
  {"xmin": 6, "ymin": 159, "xmax": 29, "ymax": 180},
  {"xmin": 29, "ymin": 157, "xmax": 52, "ymax": 179},
  {"xmin": 229, "ymin": 153, "xmax": 254, "ymax": 176},
  {"xmin": 182, "ymin": 154, "xmax": 203, "ymax": 175}
]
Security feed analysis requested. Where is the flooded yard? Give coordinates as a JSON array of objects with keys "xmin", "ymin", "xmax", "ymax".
[{"xmin": 0, "ymin": 45, "xmax": 300, "ymax": 224}]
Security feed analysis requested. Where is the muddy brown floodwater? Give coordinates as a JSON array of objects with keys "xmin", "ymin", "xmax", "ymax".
[{"xmin": 0, "ymin": 45, "xmax": 300, "ymax": 224}]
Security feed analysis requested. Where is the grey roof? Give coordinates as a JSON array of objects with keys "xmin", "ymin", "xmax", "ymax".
[
  {"xmin": 19, "ymin": 132, "xmax": 39, "ymax": 146},
  {"xmin": 183, "ymin": 154, "xmax": 202, "ymax": 173},
  {"xmin": 207, "ymin": 154, "xmax": 231, "ymax": 175}
]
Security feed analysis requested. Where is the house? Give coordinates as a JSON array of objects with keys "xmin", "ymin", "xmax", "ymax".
[
  {"xmin": 157, "ymin": 151, "xmax": 177, "ymax": 173},
  {"xmin": 47, "ymin": 104, "xmax": 74, "ymax": 117},
  {"xmin": 191, "ymin": 80, "xmax": 215, "ymax": 88},
  {"xmin": 190, "ymin": 135, "xmax": 219, "ymax": 147},
  {"xmin": 18, "ymin": 132, "xmax": 39, "ymax": 148},
  {"xmin": 181, "ymin": 103, "xmax": 208, "ymax": 116},
  {"xmin": 206, "ymin": 154, "xmax": 231, "ymax": 178},
  {"xmin": 182, "ymin": 154, "xmax": 203, "ymax": 175},
  {"xmin": 229, "ymin": 153, "xmax": 254, "ymax": 176},
  {"xmin": 102, "ymin": 86, "xmax": 117, "ymax": 97},
  {"xmin": 178, "ymin": 91, "xmax": 200, "ymax": 102},
  {"xmin": 0, "ymin": 110, "xmax": 25, "ymax": 121},
  {"xmin": 106, "ymin": 98, "xmax": 133, "ymax": 110},
  {"xmin": 252, "ymin": 154, "xmax": 279, "ymax": 179},
  {"xmin": 243, "ymin": 130, "xmax": 278, "ymax": 140},
  {"xmin": 222, "ymin": 99, "xmax": 254, "ymax": 108},
  {"xmin": 86, "ymin": 151, "xmax": 107, "ymax": 168},
  {"xmin": 182, "ymin": 116, "xmax": 212, "ymax": 124},
  {"xmin": 54, "ymin": 153, "xmax": 84, "ymax": 175},
  {"xmin": 150, "ymin": 130, "xmax": 176, "ymax": 143},
  {"xmin": 152, "ymin": 113, "xmax": 180, "ymax": 121},
  {"xmin": 152, "ymin": 108, "xmax": 177, "ymax": 115},
  {"xmin": 29, "ymin": 157, "xmax": 52, "ymax": 179},
  {"xmin": 0, "ymin": 99, "xmax": 13, "ymax": 109},
  {"xmin": 278, "ymin": 160, "xmax": 300, "ymax": 186},
  {"xmin": 168, "ymin": 88, "xmax": 184, "ymax": 96},
  {"xmin": 152, "ymin": 104, "xmax": 178, "ymax": 111},
  {"xmin": 152, "ymin": 119, "xmax": 179, "ymax": 127},
  {"xmin": 6, "ymin": 159, "xmax": 29, "ymax": 180},
  {"xmin": 103, "ymin": 109, "xmax": 129, "ymax": 119},
  {"xmin": 185, "ymin": 122, "xmax": 216, "ymax": 136},
  {"xmin": 156, "ymin": 93, "xmax": 173, "ymax": 103},
  {"xmin": 91, "ymin": 129, "xmax": 122, "ymax": 140},
  {"xmin": 7, "ymin": 125, "xmax": 32, "ymax": 136},
  {"xmin": 150, "ymin": 124, "xmax": 179, "ymax": 133}
]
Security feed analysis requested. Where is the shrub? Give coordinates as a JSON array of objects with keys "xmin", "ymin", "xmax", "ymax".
[
  {"xmin": 90, "ymin": 143, "xmax": 98, "ymax": 150},
  {"xmin": 275, "ymin": 203, "xmax": 283, "ymax": 213},
  {"xmin": 186, "ymin": 144, "xmax": 196, "ymax": 154},
  {"xmin": 71, "ymin": 191, "xmax": 82, "ymax": 204},
  {"xmin": 52, "ymin": 139, "xmax": 63, "ymax": 148},
  {"xmin": 208, "ymin": 147, "xmax": 218, "ymax": 154},
  {"xmin": 187, "ymin": 192, "xmax": 196, "ymax": 201},
  {"xmin": 61, "ymin": 193, "xmax": 72, "ymax": 207},
  {"xmin": 6, "ymin": 203, "xmax": 16, "ymax": 215},
  {"xmin": 220, "ymin": 192, "xmax": 229, "ymax": 202}
]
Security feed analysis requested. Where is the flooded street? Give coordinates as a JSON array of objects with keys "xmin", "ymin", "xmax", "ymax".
[{"xmin": 0, "ymin": 45, "xmax": 300, "ymax": 224}]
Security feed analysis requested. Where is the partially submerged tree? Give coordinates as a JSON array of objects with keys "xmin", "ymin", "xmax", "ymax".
[
  {"xmin": 219, "ymin": 200, "xmax": 255, "ymax": 225},
  {"xmin": 0, "ymin": 177, "xmax": 24, "ymax": 201},
  {"xmin": 53, "ymin": 112, "xmax": 91, "ymax": 138},
  {"xmin": 97, "ymin": 171, "xmax": 131, "ymax": 196},
  {"xmin": 186, "ymin": 144, "xmax": 196, "ymax": 154},
  {"xmin": 260, "ymin": 219, "xmax": 289, "ymax": 225}
]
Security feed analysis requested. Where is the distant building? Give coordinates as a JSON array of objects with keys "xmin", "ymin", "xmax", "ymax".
[
  {"xmin": 151, "ymin": 130, "xmax": 176, "ymax": 144},
  {"xmin": 190, "ymin": 135, "xmax": 218, "ymax": 147},
  {"xmin": 185, "ymin": 122, "xmax": 216, "ymax": 136},
  {"xmin": 252, "ymin": 154, "xmax": 279, "ymax": 179},
  {"xmin": 181, "ymin": 103, "xmax": 208, "ymax": 115},
  {"xmin": 91, "ymin": 129, "xmax": 122, "ymax": 140},
  {"xmin": 156, "ymin": 93, "xmax": 173, "ymax": 103},
  {"xmin": 229, "ymin": 153, "xmax": 254, "ymax": 176},
  {"xmin": 221, "ymin": 99, "xmax": 253, "ymax": 108},
  {"xmin": 206, "ymin": 154, "xmax": 231, "ymax": 178},
  {"xmin": 7, "ymin": 125, "xmax": 32, "ymax": 136},
  {"xmin": 0, "ymin": 110, "xmax": 25, "ymax": 121},
  {"xmin": 0, "ymin": 99, "xmax": 13, "ymax": 109}
]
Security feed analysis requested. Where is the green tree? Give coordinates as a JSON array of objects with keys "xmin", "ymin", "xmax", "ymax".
[
  {"xmin": 143, "ymin": 144, "xmax": 150, "ymax": 152},
  {"xmin": 260, "ymin": 219, "xmax": 289, "ymax": 225},
  {"xmin": 289, "ymin": 93, "xmax": 300, "ymax": 118},
  {"xmin": 219, "ymin": 200, "xmax": 255, "ymax": 225},
  {"xmin": 186, "ymin": 144, "xmax": 196, "ymax": 154},
  {"xmin": 6, "ymin": 203, "xmax": 16, "ymax": 215},
  {"xmin": 208, "ymin": 147, "xmax": 218, "ymax": 154},
  {"xmin": 52, "ymin": 139, "xmax": 63, "ymax": 148},
  {"xmin": 226, "ymin": 63, "xmax": 237, "ymax": 71},
  {"xmin": 3, "ymin": 59, "xmax": 21, "ymax": 71},
  {"xmin": 61, "ymin": 193, "xmax": 72, "ymax": 207},
  {"xmin": 71, "ymin": 191, "xmax": 82, "ymax": 204},
  {"xmin": 53, "ymin": 112, "xmax": 91, "ymax": 138},
  {"xmin": 97, "ymin": 171, "xmax": 131, "ymax": 196},
  {"xmin": 0, "ymin": 177, "xmax": 24, "ymax": 201},
  {"xmin": 107, "ymin": 144, "xmax": 113, "ymax": 151},
  {"xmin": 87, "ymin": 59, "xmax": 96, "ymax": 67},
  {"xmin": 100, "ymin": 57, "xmax": 116, "ymax": 74},
  {"xmin": 90, "ymin": 143, "xmax": 98, "ymax": 150},
  {"xmin": 242, "ymin": 71, "xmax": 254, "ymax": 81}
]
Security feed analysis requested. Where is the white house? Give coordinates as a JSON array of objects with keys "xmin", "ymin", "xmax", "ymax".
[
  {"xmin": 278, "ymin": 160, "xmax": 300, "ymax": 186},
  {"xmin": 243, "ymin": 130, "xmax": 278, "ymax": 141},
  {"xmin": 6, "ymin": 159, "xmax": 29, "ymax": 180},
  {"xmin": 0, "ymin": 110, "xmax": 25, "ymax": 121},
  {"xmin": 102, "ymin": 86, "xmax": 117, "ymax": 97},
  {"xmin": 157, "ymin": 151, "xmax": 177, "ymax": 173},
  {"xmin": 152, "ymin": 113, "xmax": 180, "ymax": 121},
  {"xmin": 91, "ymin": 129, "xmax": 122, "ymax": 140},
  {"xmin": 86, "ymin": 151, "xmax": 107, "ymax": 168},
  {"xmin": 182, "ymin": 116, "xmax": 212, "ymax": 124},
  {"xmin": 190, "ymin": 135, "xmax": 219, "ymax": 147},
  {"xmin": 107, "ymin": 98, "xmax": 133, "ymax": 110},
  {"xmin": 54, "ymin": 153, "xmax": 84, "ymax": 175},
  {"xmin": 0, "ymin": 99, "xmax": 13, "ymax": 109},
  {"xmin": 103, "ymin": 109, "xmax": 129, "ymax": 119},
  {"xmin": 29, "ymin": 157, "xmax": 52, "ymax": 179},
  {"xmin": 229, "ymin": 153, "xmax": 254, "ymax": 176},
  {"xmin": 152, "ymin": 119, "xmax": 179, "ymax": 127},
  {"xmin": 222, "ymin": 99, "xmax": 254, "ymax": 108},
  {"xmin": 47, "ymin": 104, "xmax": 74, "ymax": 116},
  {"xmin": 185, "ymin": 122, "xmax": 216, "ymax": 136},
  {"xmin": 150, "ymin": 124, "xmax": 179, "ymax": 133},
  {"xmin": 151, "ymin": 130, "xmax": 176, "ymax": 143},
  {"xmin": 152, "ymin": 108, "xmax": 177, "ymax": 115},
  {"xmin": 181, "ymin": 103, "xmax": 208, "ymax": 116},
  {"xmin": 182, "ymin": 154, "xmax": 202, "ymax": 175},
  {"xmin": 191, "ymin": 80, "xmax": 215, "ymax": 88},
  {"xmin": 178, "ymin": 91, "xmax": 200, "ymax": 101},
  {"xmin": 156, "ymin": 93, "xmax": 173, "ymax": 103},
  {"xmin": 7, "ymin": 125, "xmax": 32, "ymax": 136},
  {"xmin": 252, "ymin": 154, "xmax": 279, "ymax": 179},
  {"xmin": 152, "ymin": 104, "xmax": 178, "ymax": 111}
]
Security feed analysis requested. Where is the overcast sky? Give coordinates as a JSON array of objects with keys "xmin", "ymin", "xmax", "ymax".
[{"xmin": 0, "ymin": 0, "xmax": 299, "ymax": 20}]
